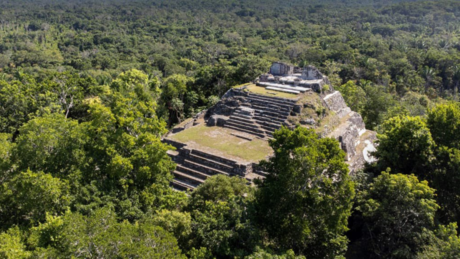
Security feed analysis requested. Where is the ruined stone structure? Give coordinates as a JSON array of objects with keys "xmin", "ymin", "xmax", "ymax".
[
  {"xmin": 210, "ymin": 90, "xmax": 298, "ymax": 139},
  {"xmin": 166, "ymin": 89, "xmax": 297, "ymax": 190},
  {"xmin": 165, "ymin": 138, "xmax": 256, "ymax": 191},
  {"xmin": 269, "ymin": 62, "xmax": 294, "ymax": 76},
  {"xmin": 164, "ymin": 62, "xmax": 376, "ymax": 191},
  {"xmin": 259, "ymin": 62, "xmax": 332, "ymax": 93}
]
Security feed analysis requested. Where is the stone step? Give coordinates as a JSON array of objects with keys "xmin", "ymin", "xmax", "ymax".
[
  {"xmin": 248, "ymin": 93, "xmax": 297, "ymax": 105},
  {"xmin": 173, "ymin": 170, "xmax": 205, "ymax": 186},
  {"xmin": 249, "ymin": 95, "xmax": 295, "ymax": 103},
  {"xmin": 255, "ymin": 120, "xmax": 284, "ymax": 128},
  {"xmin": 260, "ymin": 124, "xmax": 280, "ymax": 132},
  {"xmin": 254, "ymin": 114, "xmax": 286, "ymax": 123},
  {"xmin": 225, "ymin": 121, "xmax": 265, "ymax": 134},
  {"xmin": 225, "ymin": 117, "xmax": 257, "ymax": 127},
  {"xmin": 251, "ymin": 108, "xmax": 290, "ymax": 118},
  {"xmin": 249, "ymin": 100, "xmax": 293, "ymax": 111},
  {"xmin": 228, "ymin": 118, "xmax": 254, "ymax": 126},
  {"xmin": 229, "ymin": 114, "xmax": 254, "ymax": 124},
  {"xmin": 176, "ymin": 164, "xmax": 211, "ymax": 180},
  {"xmin": 171, "ymin": 179, "xmax": 195, "ymax": 191},
  {"xmin": 256, "ymin": 119, "xmax": 282, "ymax": 128},
  {"xmin": 255, "ymin": 109, "xmax": 290, "ymax": 118},
  {"xmin": 225, "ymin": 124, "xmax": 265, "ymax": 137},
  {"xmin": 232, "ymin": 111, "xmax": 253, "ymax": 119},
  {"xmin": 226, "ymin": 117, "xmax": 258, "ymax": 126},
  {"xmin": 254, "ymin": 110, "xmax": 289, "ymax": 118},
  {"xmin": 166, "ymin": 150, "xmax": 181, "ymax": 163},
  {"xmin": 183, "ymin": 159, "xmax": 230, "ymax": 176},
  {"xmin": 251, "ymin": 104, "xmax": 291, "ymax": 114},
  {"xmin": 264, "ymin": 132, "xmax": 275, "ymax": 139},
  {"xmin": 225, "ymin": 125, "xmax": 266, "ymax": 138},
  {"xmin": 251, "ymin": 93, "xmax": 298, "ymax": 103},
  {"xmin": 227, "ymin": 118, "xmax": 259, "ymax": 128},
  {"xmin": 254, "ymin": 106, "xmax": 291, "ymax": 114},
  {"xmin": 254, "ymin": 111, "xmax": 289, "ymax": 121},
  {"xmin": 188, "ymin": 153, "xmax": 234, "ymax": 173},
  {"xmin": 163, "ymin": 138, "xmax": 187, "ymax": 149},
  {"xmin": 251, "ymin": 100, "xmax": 293, "ymax": 109},
  {"xmin": 265, "ymin": 86, "xmax": 301, "ymax": 94},
  {"xmin": 248, "ymin": 100, "xmax": 295, "ymax": 109},
  {"xmin": 192, "ymin": 149, "xmax": 237, "ymax": 167},
  {"xmin": 224, "ymin": 124, "xmax": 266, "ymax": 138},
  {"xmin": 248, "ymin": 95, "xmax": 296, "ymax": 106}
]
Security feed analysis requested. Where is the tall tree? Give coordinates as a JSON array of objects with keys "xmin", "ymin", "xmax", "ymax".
[
  {"xmin": 418, "ymin": 223, "xmax": 460, "ymax": 259},
  {"xmin": 13, "ymin": 113, "xmax": 85, "ymax": 179},
  {"xmin": 357, "ymin": 172, "xmax": 440, "ymax": 258},
  {"xmin": 0, "ymin": 170, "xmax": 70, "ymax": 229},
  {"xmin": 374, "ymin": 115, "xmax": 435, "ymax": 175},
  {"xmin": 427, "ymin": 103, "xmax": 460, "ymax": 149},
  {"xmin": 336, "ymin": 80, "xmax": 366, "ymax": 112},
  {"xmin": 186, "ymin": 175, "xmax": 257, "ymax": 258},
  {"xmin": 28, "ymin": 207, "xmax": 186, "ymax": 258},
  {"xmin": 80, "ymin": 69, "xmax": 177, "ymax": 220},
  {"xmin": 255, "ymin": 126, "xmax": 354, "ymax": 258},
  {"xmin": 426, "ymin": 103, "xmax": 460, "ymax": 224}
]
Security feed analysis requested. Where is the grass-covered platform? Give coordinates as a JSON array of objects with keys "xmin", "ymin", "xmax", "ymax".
[
  {"xmin": 169, "ymin": 124, "xmax": 272, "ymax": 163},
  {"xmin": 233, "ymin": 83, "xmax": 299, "ymax": 99}
]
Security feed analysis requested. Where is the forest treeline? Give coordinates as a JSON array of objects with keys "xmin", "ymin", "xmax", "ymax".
[
  {"xmin": 1, "ymin": 0, "xmax": 460, "ymax": 258},
  {"xmin": 0, "ymin": 0, "xmax": 459, "ymax": 127}
]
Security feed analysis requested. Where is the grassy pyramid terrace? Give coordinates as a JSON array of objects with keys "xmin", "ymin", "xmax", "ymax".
[
  {"xmin": 169, "ymin": 124, "xmax": 273, "ymax": 163},
  {"xmin": 233, "ymin": 83, "xmax": 299, "ymax": 99}
]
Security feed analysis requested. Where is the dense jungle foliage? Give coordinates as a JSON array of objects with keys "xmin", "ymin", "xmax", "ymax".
[{"xmin": 1, "ymin": 0, "xmax": 460, "ymax": 258}]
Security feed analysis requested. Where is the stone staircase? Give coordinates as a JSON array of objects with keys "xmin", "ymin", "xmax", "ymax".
[
  {"xmin": 166, "ymin": 141, "xmax": 251, "ymax": 191},
  {"xmin": 165, "ymin": 93, "xmax": 297, "ymax": 191},
  {"xmin": 250, "ymin": 94, "xmax": 297, "ymax": 138},
  {"xmin": 225, "ymin": 93, "xmax": 297, "ymax": 138},
  {"xmin": 224, "ymin": 106, "xmax": 266, "ymax": 138}
]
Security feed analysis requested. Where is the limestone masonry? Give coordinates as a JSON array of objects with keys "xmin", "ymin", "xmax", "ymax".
[{"xmin": 164, "ymin": 62, "xmax": 377, "ymax": 191}]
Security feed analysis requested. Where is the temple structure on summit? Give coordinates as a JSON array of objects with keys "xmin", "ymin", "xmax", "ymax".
[
  {"xmin": 163, "ymin": 62, "xmax": 376, "ymax": 191},
  {"xmin": 258, "ymin": 62, "xmax": 332, "ymax": 93}
]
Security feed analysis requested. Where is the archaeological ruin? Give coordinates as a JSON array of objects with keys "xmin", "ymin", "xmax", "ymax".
[{"xmin": 164, "ymin": 62, "xmax": 377, "ymax": 191}]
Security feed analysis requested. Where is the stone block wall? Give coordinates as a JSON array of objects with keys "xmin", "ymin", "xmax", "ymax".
[
  {"xmin": 270, "ymin": 62, "xmax": 294, "ymax": 76},
  {"xmin": 303, "ymin": 65, "xmax": 325, "ymax": 80},
  {"xmin": 163, "ymin": 138, "xmax": 187, "ymax": 150},
  {"xmin": 172, "ymin": 144, "xmax": 253, "ymax": 176},
  {"xmin": 324, "ymin": 91, "xmax": 349, "ymax": 117},
  {"xmin": 171, "ymin": 118, "xmax": 195, "ymax": 134},
  {"xmin": 205, "ymin": 90, "xmax": 249, "ymax": 118},
  {"xmin": 329, "ymin": 112, "xmax": 366, "ymax": 161}
]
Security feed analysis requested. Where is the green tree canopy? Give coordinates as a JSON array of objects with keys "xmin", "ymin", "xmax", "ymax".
[
  {"xmin": 255, "ymin": 126, "xmax": 354, "ymax": 258},
  {"xmin": 189, "ymin": 174, "xmax": 251, "ymax": 205},
  {"xmin": 357, "ymin": 172, "xmax": 439, "ymax": 258},
  {"xmin": 427, "ymin": 103, "xmax": 460, "ymax": 149},
  {"xmin": 418, "ymin": 223, "xmax": 460, "ymax": 259},
  {"xmin": 28, "ymin": 207, "xmax": 186, "ymax": 258},
  {"xmin": 336, "ymin": 80, "xmax": 366, "ymax": 112},
  {"xmin": 374, "ymin": 115, "xmax": 435, "ymax": 175},
  {"xmin": 186, "ymin": 175, "xmax": 257, "ymax": 258},
  {"xmin": 13, "ymin": 113, "xmax": 85, "ymax": 179},
  {"xmin": 0, "ymin": 170, "xmax": 70, "ymax": 229},
  {"xmin": 0, "ymin": 227, "xmax": 31, "ymax": 259}
]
